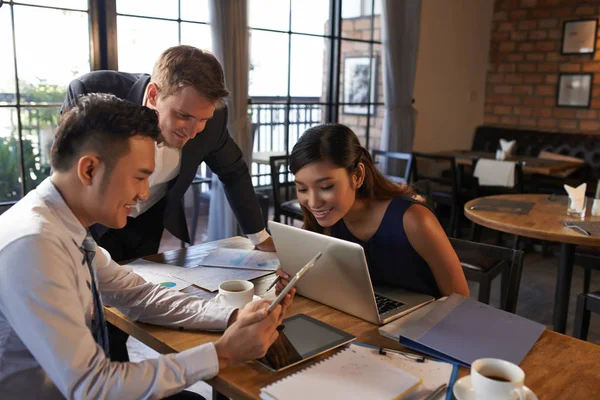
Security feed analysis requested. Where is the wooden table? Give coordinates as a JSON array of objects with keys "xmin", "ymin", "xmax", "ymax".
[
  {"xmin": 465, "ymin": 194, "xmax": 600, "ymax": 334},
  {"xmin": 106, "ymin": 237, "xmax": 600, "ymax": 399},
  {"xmin": 436, "ymin": 150, "xmax": 582, "ymax": 175}
]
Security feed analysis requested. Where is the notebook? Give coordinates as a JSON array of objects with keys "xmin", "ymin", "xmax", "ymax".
[
  {"xmin": 260, "ymin": 345, "xmax": 422, "ymax": 400},
  {"xmin": 379, "ymin": 294, "xmax": 545, "ymax": 367},
  {"xmin": 350, "ymin": 344, "xmax": 458, "ymax": 400}
]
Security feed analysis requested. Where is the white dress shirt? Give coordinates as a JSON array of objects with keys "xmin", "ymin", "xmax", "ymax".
[
  {"xmin": 129, "ymin": 141, "xmax": 181, "ymax": 218},
  {"xmin": 129, "ymin": 141, "xmax": 269, "ymax": 245},
  {"xmin": 0, "ymin": 178, "xmax": 237, "ymax": 399}
]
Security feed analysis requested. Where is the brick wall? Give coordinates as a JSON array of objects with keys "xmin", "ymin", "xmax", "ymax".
[{"xmin": 484, "ymin": 0, "xmax": 600, "ymax": 133}]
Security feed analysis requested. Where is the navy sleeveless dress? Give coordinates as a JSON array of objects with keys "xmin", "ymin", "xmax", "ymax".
[{"xmin": 330, "ymin": 196, "xmax": 442, "ymax": 298}]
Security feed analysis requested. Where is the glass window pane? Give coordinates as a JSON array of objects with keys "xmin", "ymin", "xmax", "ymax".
[
  {"xmin": 290, "ymin": 35, "xmax": 327, "ymax": 98},
  {"xmin": 291, "ymin": 0, "xmax": 330, "ymax": 36},
  {"xmin": 16, "ymin": 0, "xmax": 88, "ymax": 11},
  {"xmin": 341, "ymin": 3, "xmax": 372, "ymax": 39},
  {"xmin": 181, "ymin": 0, "xmax": 210, "ymax": 23},
  {"xmin": 117, "ymin": 0, "xmax": 178, "ymax": 19},
  {"xmin": 180, "ymin": 22, "xmax": 212, "ymax": 52},
  {"xmin": 249, "ymin": 30, "xmax": 289, "ymax": 97},
  {"xmin": 342, "ymin": 0, "xmax": 362, "ymax": 19},
  {"xmin": 337, "ymin": 110, "xmax": 368, "ymax": 146},
  {"xmin": 341, "ymin": 0, "xmax": 381, "ymax": 19},
  {"xmin": 20, "ymin": 107, "xmax": 57, "ymax": 193},
  {"xmin": 117, "ymin": 16, "xmax": 179, "ymax": 73},
  {"xmin": 367, "ymin": 100, "xmax": 383, "ymax": 152},
  {"xmin": 0, "ymin": 9, "xmax": 16, "ymax": 105},
  {"xmin": 0, "ymin": 107, "xmax": 22, "ymax": 201},
  {"xmin": 14, "ymin": 6, "xmax": 90, "ymax": 104},
  {"xmin": 288, "ymin": 103, "xmax": 323, "ymax": 149},
  {"xmin": 249, "ymin": 0, "xmax": 290, "ymax": 32}
]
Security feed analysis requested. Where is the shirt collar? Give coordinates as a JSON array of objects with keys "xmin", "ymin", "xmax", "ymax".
[{"xmin": 37, "ymin": 178, "xmax": 87, "ymax": 246}]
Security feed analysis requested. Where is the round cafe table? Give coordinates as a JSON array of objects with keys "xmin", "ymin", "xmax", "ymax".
[{"xmin": 464, "ymin": 194, "xmax": 600, "ymax": 334}]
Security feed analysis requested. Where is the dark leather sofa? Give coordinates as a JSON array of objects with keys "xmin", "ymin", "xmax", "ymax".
[{"xmin": 470, "ymin": 125, "xmax": 599, "ymax": 194}]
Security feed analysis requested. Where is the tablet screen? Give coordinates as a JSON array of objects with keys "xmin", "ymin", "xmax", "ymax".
[{"xmin": 256, "ymin": 314, "xmax": 356, "ymax": 372}]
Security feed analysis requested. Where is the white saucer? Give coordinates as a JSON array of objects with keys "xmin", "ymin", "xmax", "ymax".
[
  {"xmin": 209, "ymin": 295, "xmax": 261, "ymax": 305},
  {"xmin": 453, "ymin": 375, "xmax": 538, "ymax": 400}
]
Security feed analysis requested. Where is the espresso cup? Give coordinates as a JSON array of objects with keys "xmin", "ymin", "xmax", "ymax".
[
  {"xmin": 471, "ymin": 358, "xmax": 526, "ymax": 400},
  {"xmin": 214, "ymin": 280, "xmax": 254, "ymax": 309}
]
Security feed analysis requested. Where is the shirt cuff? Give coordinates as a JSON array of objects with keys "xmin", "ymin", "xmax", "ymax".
[
  {"xmin": 174, "ymin": 342, "xmax": 220, "ymax": 382},
  {"xmin": 247, "ymin": 229, "xmax": 270, "ymax": 246}
]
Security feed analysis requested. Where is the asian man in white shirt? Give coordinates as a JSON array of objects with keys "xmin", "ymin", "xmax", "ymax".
[{"xmin": 0, "ymin": 93, "xmax": 291, "ymax": 399}]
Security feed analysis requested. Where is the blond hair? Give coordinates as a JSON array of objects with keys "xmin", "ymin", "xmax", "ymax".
[{"xmin": 151, "ymin": 45, "xmax": 229, "ymax": 108}]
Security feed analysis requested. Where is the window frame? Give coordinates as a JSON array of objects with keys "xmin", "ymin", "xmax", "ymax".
[{"xmin": 0, "ymin": 0, "xmax": 383, "ymax": 205}]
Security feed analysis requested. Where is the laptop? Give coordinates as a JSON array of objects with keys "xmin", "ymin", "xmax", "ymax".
[{"xmin": 269, "ymin": 221, "xmax": 435, "ymax": 325}]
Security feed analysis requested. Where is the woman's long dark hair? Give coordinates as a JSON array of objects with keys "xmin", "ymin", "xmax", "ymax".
[{"xmin": 289, "ymin": 123, "xmax": 414, "ymax": 233}]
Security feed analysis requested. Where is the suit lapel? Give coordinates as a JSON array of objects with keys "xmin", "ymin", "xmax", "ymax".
[{"xmin": 126, "ymin": 74, "xmax": 150, "ymax": 105}]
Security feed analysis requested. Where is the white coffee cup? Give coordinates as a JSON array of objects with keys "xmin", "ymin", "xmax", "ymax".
[
  {"xmin": 214, "ymin": 280, "xmax": 254, "ymax": 308},
  {"xmin": 471, "ymin": 358, "xmax": 526, "ymax": 400}
]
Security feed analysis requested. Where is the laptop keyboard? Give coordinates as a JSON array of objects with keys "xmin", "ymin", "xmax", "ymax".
[{"xmin": 375, "ymin": 293, "xmax": 404, "ymax": 315}]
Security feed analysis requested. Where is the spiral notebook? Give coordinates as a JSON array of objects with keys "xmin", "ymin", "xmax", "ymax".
[{"xmin": 259, "ymin": 345, "xmax": 422, "ymax": 400}]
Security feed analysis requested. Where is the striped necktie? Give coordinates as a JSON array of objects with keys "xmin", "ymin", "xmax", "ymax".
[{"xmin": 79, "ymin": 231, "xmax": 110, "ymax": 357}]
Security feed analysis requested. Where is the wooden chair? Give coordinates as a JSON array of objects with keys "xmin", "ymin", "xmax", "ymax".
[
  {"xmin": 269, "ymin": 155, "xmax": 303, "ymax": 224},
  {"xmin": 573, "ymin": 291, "xmax": 600, "ymax": 341},
  {"xmin": 371, "ymin": 150, "xmax": 413, "ymax": 184},
  {"xmin": 450, "ymin": 238, "xmax": 525, "ymax": 313}
]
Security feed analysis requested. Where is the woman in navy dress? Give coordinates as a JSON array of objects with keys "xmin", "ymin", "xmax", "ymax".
[{"xmin": 275, "ymin": 124, "xmax": 468, "ymax": 298}]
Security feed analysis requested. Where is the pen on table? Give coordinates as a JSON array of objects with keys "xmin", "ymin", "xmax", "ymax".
[
  {"xmin": 265, "ymin": 275, "xmax": 282, "ymax": 292},
  {"xmin": 423, "ymin": 383, "xmax": 447, "ymax": 400},
  {"xmin": 378, "ymin": 347, "xmax": 425, "ymax": 363}
]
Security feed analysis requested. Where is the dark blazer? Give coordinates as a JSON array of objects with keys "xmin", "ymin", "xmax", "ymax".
[{"xmin": 62, "ymin": 70, "xmax": 264, "ymax": 243}]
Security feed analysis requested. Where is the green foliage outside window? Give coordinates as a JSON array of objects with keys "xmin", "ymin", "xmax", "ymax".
[{"xmin": 0, "ymin": 82, "xmax": 64, "ymax": 203}]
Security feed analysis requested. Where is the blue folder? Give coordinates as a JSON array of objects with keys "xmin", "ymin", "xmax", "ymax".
[{"xmin": 387, "ymin": 294, "xmax": 545, "ymax": 368}]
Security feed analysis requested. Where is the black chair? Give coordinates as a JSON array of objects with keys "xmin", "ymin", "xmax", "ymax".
[
  {"xmin": 449, "ymin": 238, "xmax": 525, "ymax": 313},
  {"xmin": 472, "ymin": 159, "xmax": 525, "ymax": 196},
  {"xmin": 573, "ymin": 291, "xmax": 600, "ymax": 341},
  {"xmin": 371, "ymin": 150, "xmax": 412, "ymax": 184},
  {"xmin": 269, "ymin": 155, "xmax": 303, "ymax": 224},
  {"xmin": 471, "ymin": 159, "xmax": 525, "ymax": 248},
  {"xmin": 412, "ymin": 153, "xmax": 462, "ymax": 237},
  {"xmin": 574, "ymin": 249, "xmax": 600, "ymax": 293}
]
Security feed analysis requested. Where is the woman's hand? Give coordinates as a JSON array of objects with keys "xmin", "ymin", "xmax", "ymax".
[{"xmin": 274, "ymin": 267, "xmax": 291, "ymax": 295}]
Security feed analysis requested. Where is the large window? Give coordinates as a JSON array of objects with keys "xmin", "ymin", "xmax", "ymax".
[
  {"xmin": 116, "ymin": 0, "xmax": 211, "ymax": 73},
  {"xmin": 0, "ymin": 0, "xmax": 91, "ymax": 203},
  {"xmin": 248, "ymin": 0, "xmax": 383, "ymax": 186},
  {"xmin": 0, "ymin": 0, "xmax": 383, "ymax": 202}
]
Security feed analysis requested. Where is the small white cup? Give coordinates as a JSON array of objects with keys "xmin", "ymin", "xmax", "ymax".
[
  {"xmin": 471, "ymin": 358, "xmax": 526, "ymax": 400},
  {"xmin": 214, "ymin": 280, "xmax": 254, "ymax": 309}
]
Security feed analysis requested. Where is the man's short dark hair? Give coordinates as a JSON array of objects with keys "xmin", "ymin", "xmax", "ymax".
[{"xmin": 51, "ymin": 93, "xmax": 161, "ymax": 172}]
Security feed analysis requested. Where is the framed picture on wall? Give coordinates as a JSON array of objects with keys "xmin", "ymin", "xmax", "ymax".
[
  {"xmin": 561, "ymin": 19, "xmax": 598, "ymax": 55},
  {"xmin": 556, "ymin": 73, "xmax": 593, "ymax": 108},
  {"xmin": 343, "ymin": 56, "xmax": 377, "ymax": 115}
]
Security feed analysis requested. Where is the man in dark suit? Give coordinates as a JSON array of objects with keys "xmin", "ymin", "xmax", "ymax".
[{"xmin": 62, "ymin": 45, "xmax": 276, "ymax": 361}]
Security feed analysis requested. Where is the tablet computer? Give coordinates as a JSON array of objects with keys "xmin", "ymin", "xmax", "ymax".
[{"xmin": 255, "ymin": 313, "xmax": 356, "ymax": 372}]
